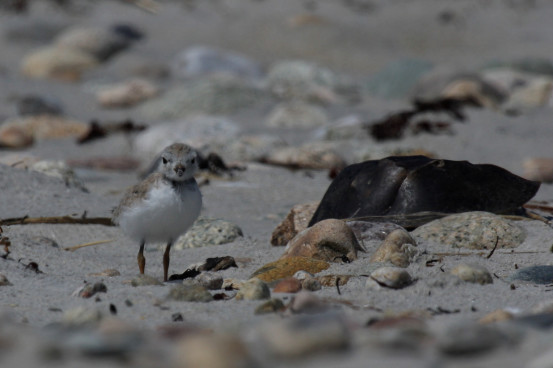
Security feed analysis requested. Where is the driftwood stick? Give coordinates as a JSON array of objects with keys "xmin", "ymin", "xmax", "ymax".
[
  {"xmin": 64, "ymin": 239, "xmax": 116, "ymax": 252},
  {"xmin": 0, "ymin": 216, "xmax": 114, "ymax": 226}
]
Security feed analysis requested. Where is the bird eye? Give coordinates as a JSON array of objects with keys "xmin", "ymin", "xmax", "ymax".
[{"xmin": 162, "ymin": 157, "xmax": 168, "ymax": 164}]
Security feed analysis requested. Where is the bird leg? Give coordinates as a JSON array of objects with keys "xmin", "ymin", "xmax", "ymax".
[
  {"xmin": 163, "ymin": 241, "xmax": 172, "ymax": 282},
  {"xmin": 137, "ymin": 241, "xmax": 145, "ymax": 274}
]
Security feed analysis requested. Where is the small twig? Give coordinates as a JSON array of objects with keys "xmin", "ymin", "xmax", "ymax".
[
  {"xmin": 0, "ymin": 216, "xmax": 114, "ymax": 226},
  {"xmin": 486, "ymin": 236, "xmax": 500, "ymax": 259},
  {"xmin": 64, "ymin": 239, "xmax": 116, "ymax": 252},
  {"xmin": 335, "ymin": 277, "xmax": 341, "ymax": 295}
]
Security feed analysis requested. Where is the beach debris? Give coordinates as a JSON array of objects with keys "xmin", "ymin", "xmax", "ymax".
[
  {"xmin": 0, "ymin": 215, "xmax": 113, "ymax": 226},
  {"xmin": 309, "ymin": 156, "xmax": 540, "ymax": 227},
  {"xmin": 77, "ymin": 119, "xmax": 146, "ymax": 144}
]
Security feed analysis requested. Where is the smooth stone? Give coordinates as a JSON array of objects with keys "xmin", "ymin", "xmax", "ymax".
[
  {"xmin": 76, "ymin": 282, "xmax": 107, "ymax": 298},
  {"xmin": 271, "ymin": 202, "xmax": 319, "ymax": 246},
  {"xmin": 281, "ymin": 219, "xmax": 361, "ymax": 262},
  {"xmin": 505, "ymin": 76, "xmax": 553, "ymax": 109},
  {"xmin": 365, "ymin": 58, "xmax": 434, "ymax": 99},
  {"xmin": 424, "ymin": 273, "xmax": 465, "ymax": 288},
  {"xmin": 168, "ymin": 284, "xmax": 213, "ymax": 302},
  {"xmin": 235, "ymin": 278, "xmax": 270, "ymax": 301},
  {"xmin": 257, "ymin": 313, "xmax": 350, "ymax": 357},
  {"xmin": 251, "ymin": 257, "xmax": 330, "ymax": 282},
  {"xmin": 21, "ymin": 46, "xmax": 98, "ymax": 81},
  {"xmin": 273, "ymin": 277, "xmax": 302, "ymax": 293},
  {"xmin": 139, "ymin": 75, "xmax": 271, "ymax": 119},
  {"xmin": 195, "ymin": 272, "xmax": 223, "ymax": 290},
  {"xmin": 451, "ymin": 263, "xmax": 493, "ymax": 285},
  {"xmin": 172, "ymin": 45, "xmax": 263, "ymax": 79},
  {"xmin": 370, "ymin": 228, "xmax": 418, "ymax": 267},
  {"xmin": 346, "ymin": 221, "xmax": 405, "ymax": 250},
  {"xmin": 523, "ymin": 157, "xmax": 553, "ymax": 183},
  {"xmin": 263, "ymin": 143, "xmax": 346, "ymax": 170},
  {"xmin": 287, "ymin": 291, "xmax": 329, "ymax": 314},
  {"xmin": 0, "ymin": 274, "xmax": 11, "ymax": 286},
  {"xmin": 437, "ymin": 323, "xmax": 519, "ymax": 356},
  {"xmin": 96, "ymin": 78, "xmax": 159, "ymax": 108},
  {"xmin": 0, "ymin": 125, "xmax": 34, "ymax": 148},
  {"xmin": 90, "ymin": 269, "xmax": 120, "ymax": 277},
  {"xmin": 174, "ymin": 217, "xmax": 243, "ymax": 249},
  {"xmin": 265, "ymin": 101, "xmax": 328, "ymax": 129},
  {"xmin": 0, "ymin": 116, "xmax": 89, "ymax": 139},
  {"xmin": 62, "ymin": 307, "xmax": 103, "ymax": 327},
  {"xmin": 479, "ymin": 309, "xmax": 514, "ymax": 324},
  {"xmin": 131, "ymin": 274, "xmax": 163, "ymax": 287},
  {"xmin": 367, "ymin": 267, "xmax": 413, "ymax": 289},
  {"xmin": 413, "ymin": 211, "xmax": 526, "ymax": 250},
  {"xmin": 509, "ymin": 266, "xmax": 553, "ymax": 284},
  {"xmin": 176, "ymin": 333, "xmax": 256, "ymax": 368},
  {"xmin": 255, "ymin": 298, "xmax": 286, "ymax": 315}
]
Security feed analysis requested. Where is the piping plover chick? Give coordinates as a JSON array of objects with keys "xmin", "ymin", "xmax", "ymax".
[{"xmin": 113, "ymin": 143, "xmax": 202, "ymax": 281}]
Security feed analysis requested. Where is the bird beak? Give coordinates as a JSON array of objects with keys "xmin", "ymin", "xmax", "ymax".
[{"xmin": 174, "ymin": 164, "xmax": 185, "ymax": 176}]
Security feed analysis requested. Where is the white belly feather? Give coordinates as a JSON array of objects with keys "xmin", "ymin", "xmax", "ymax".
[{"xmin": 118, "ymin": 182, "xmax": 202, "ymax": 243}]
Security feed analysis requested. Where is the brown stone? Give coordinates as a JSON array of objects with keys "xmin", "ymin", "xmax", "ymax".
[
  {"xmin": 370, "ymin": 228, "xmax": 417, "ymax": 267},
  {"xmin": 0, "ymin": 116, "xmax": 89, "ymax": 141},
  {"xmin": 281, "ymin": 219, "xmax": 360, "ymax": 262},
  {"xmin": 478, "ymin": 309, "xmax": 514, "ymax": 324},
  {"xmin": 97, "ymin": 79, "xmax": 159, "ymax": 108},
  {"xmin": 273, "ymin": 277, "xmax": 302, "ymax": 293},
  {"xmin": 0, "ymin": 125, "xmax": 34, "ymax": 148},
  {"xmin": 271, "ymin": 202, "xmax": 318, "ymax": 246},
  {"xmin": 251, "ymin": 257, "xmax": 330, "ymax": 283}
]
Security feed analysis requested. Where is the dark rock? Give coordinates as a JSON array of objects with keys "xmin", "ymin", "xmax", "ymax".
[{"xmin": 509, "ymin": 266, "xmax": 553, "ymax": 285}]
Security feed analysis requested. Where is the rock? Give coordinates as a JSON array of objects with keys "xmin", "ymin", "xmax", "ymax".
[
  {"xmin": 273, "ymin": 277, "xmax": 302, "ymax": 293},
  {"xmin": 255, "ymin": 299, "xmax": 286, "ymax": 315},
  {"xmin": 235, "ymin": 278, "xmax": 270, "ymax": 301},
  {"xmin": 171, "ymin": 45, "xmax": 263, "ymax": 79},
  {"xmin": 365, "ymin": 58, "xmax": 434, "ymax": 99},
  {"xmin": 451, "ymin": 264, "xmax": 493, "ymax": 285},
  {"xmin": 75, "ymin": 282, "xmax": 107, "ymax": 298},
  {"xmin": 173, "ymin": 218, "xmax": 243, "ymax": 250},
  {"xmin": 176, "ymin": 333, "xmax": 256, "ymax": 368},
  {"xmin": 479, "ymin": 309, "xmax": 514, "ymax": 324},
  {"xmin": 437, "ymin": 323, "xmax": 519, "ymax": 356},
  {"xmin": 96, "ymin": 79, "xmax": 159, "ymax": 108},
  {"xmin": 265, "ymin": 101, "xmax": 328, "ymax": 128},
  {"xmin": 257, "ymin": 313, "xmax": 350, "ymax": 357},
  {"xmin": 509, "ymin": 266, "xmax": 553, "ymax": 284},
  {"xmin": 21, "ymin": 46, "xmax": 98, "ymax": 81},
  {"xmin": 370, "ymin": 228, "xmax": 418, "ymax": 267},
  {"xmin": 265, "ymin": 60, "xmax": 357, "ymax": 103},
  {"xmin": 139, "ymin": 75, "xmax": 271, "ymax": 119},
  {"xmin": 197, "ymin": 256, "xmax": 238, "ymax": 272},
  {"xmin": 310, "ymin": 156, "xmax": 539, "ymax": 227},
  {"xmin": 281, "ymin": 219, "xmax": 361, "ymax": 262},
  {"xmin": 251, "ymin": 257, "xmax": 330, "ymax": 282},
  {"xmin": 62, "ymin": 307, "xmax": 103, "ymax": 327},
  {"xmin": 15, "ymin": 95, "xmax": 63, "ymax": 116},
  {"xmin": 301, "ymin": 277, "xmax": 322, "ymax": 291},
  {"xmin": 0, "ymin": 116, "xmax": 89, "ymax": 140},
  {"xmin": 195, "ymin": 272, "xmax": 223, "ymax": 290},
  {"xmin": 523, "ymin": 157, "xmax": 553, "ymax": 183},
  {"xmin": 0, "ymin": 125, "xmax": 34, "ymax": 148},
  {"xmin": 131, "ymin": 274, "xmax": 163, "ymax": 287},
  {"xmin": 133, "ymin": 116, "xmax": 240, "ymax": 161},
  {"xmin": 168, "ymin": 284, "xmax": 213, "ymax": 302},
  {"xmin": 367, "ymin": 267, "xmax": 413, "ymax": 289},
  {"xmin": 0, "ymin": 274, "xmax": 11, "ymax": 286},
  {"xmin": 413, "ymin": 212, "xmax": 526, "ymax": 249},
  {"xmin": 346, "ymin": 221, "xmax": 406, "ymax": 249},
  {"xmin": 287, "ymin": 291, "xmax": 330, "ymax": 314},
  {"xmin": 263, "ymin": 143, "xmax": 346, "ymax": 170},
  {"xmin": 54, "ymin": 24, "xmax": 142, "ymax": 61},
  {"xmin": 90, "ymin": 269, "xmax": 120, "ymax": 277},
  {"xmin": 271, "ymin": 202, "xmax": 319, "ymax": 246},
  {"xmin": 505, "ymin": 76, "xmax": 553, "ymax": 109}
]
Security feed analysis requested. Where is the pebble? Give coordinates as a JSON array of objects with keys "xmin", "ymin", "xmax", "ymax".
[
  {"xmin": 271, "ymin": 202, "xmax": 319, "ymax": 246},
  {"xmin": 176, "ymin": 333, "xmax": 256, "ymax": 368},
  {"xmin": 173, "ymin": 217, "xmax": 243, "ymax": 250},
  {"xmin": 346, "ymin": 221, "xmax": 405, "ymax": 250},
  {"xmin": 505, "ymin": 77, "xmax": 553, "ymax": 110},
  {"xmin": 21, "ymin": 46, "xmax": 98, "ymax": 81},
  {"xmin": 523, "ymin": 157, "xmax": 553, "ymax": 183},
  {"xmin": 509, "ymin": 265, "xmax": 553, "ymax": 284},
  {"xmin": 257, "ymin": 312, "xmax": 350, "ymax": 357},
  {"xmin": 367, "ymin": 267, "xmax": 413, "ymax": 290},
  {"xmin": 301, "ymin": 277, "xmax": 322, "ymax": 291},
  {"xmin": 287, "ymin": 291, "xmax": 329, "ymax": 314},
  {"xmin": 412, "ymin": 211, "xmax": 526, "ymax": 250},
  {"xmin": 255, "ymin": 298, "xmax": 286, "ymax": 315},
  {"xmin": 75, "ymin": 282, "xmax": 107, "ymax": 298},
  {"xmin": 263, "ymin": 143, "xmax": 346, "ymax": 170},
  {"xmin": 235, "ymin": 278, "xmax": 270, "ymax": 301},
  {"xmin": 0, "ymin": 274, "xmax": 11, "ymax": 286},
  {"xmin": 131, "ymin": 274, "xmax": 163, "ymax": 287},
  {"xmin": 62, "ymin": 307, "xmax": 103, "ymax": 327},
  {"xmin": 96, "ymin": 79, "xmax": 159, "ymax": 108},
  {"xmin": 0, "ymin": 124, "xmax": 34, "ymax": 148},
  {"xmin": 168, "ymin": 284, "xmax": 213, "ymax": 303},
  {"xmin": 281, "ymin": 219, "xmax": 360, "ymax": 262},
  {"xmin": 273, "ymin": 277, "xmax": 302, "ymax": 293},
  {"xmin": 265, "ymin": 101, "xmax": 329, "ymax": 128},
  {"xmin": 0, "ymin": 115, "xmax": 89, "ymax": 140},
  {"xmin": 370, "ymin": 228, "xmax": 418, "ymax": 267},
  {"xmin": 195, "ymin": 272, "xmax": 223, "ymax": 290},
  {"xmin": 171, "ymin": 45, "xmax": 263, "ymax": 79},
  {"xmin": 251, "ymin": 257, "xmax": 330, "ymax": 282},
  {"xmin": 479, "ymin": 309, "xmax": 514, "ymax": 324},
  {"xmin": 437, "ymin": 323, "xmax": 519, "ymax": 356},
  {"xmin": 450, "ymin": 263, "xmax": 493, "ymax": 285}
]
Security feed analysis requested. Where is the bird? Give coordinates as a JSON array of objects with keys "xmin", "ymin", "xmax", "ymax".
[{"xmin": 112, "ymin": 143, "xmax": 202, "ymax": 281}]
